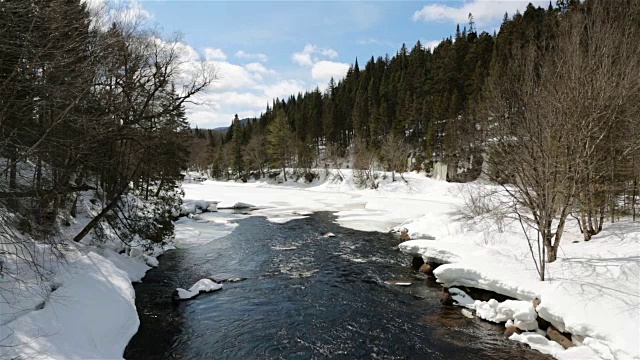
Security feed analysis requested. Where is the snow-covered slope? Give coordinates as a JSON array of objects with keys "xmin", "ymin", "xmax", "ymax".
[{"xmin": 0, "ymin": 192, "xmax": 174, "ymax": 359}]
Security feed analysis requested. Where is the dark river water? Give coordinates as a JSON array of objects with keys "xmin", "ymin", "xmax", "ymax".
[{"xmin": 125, "ymin": 212, "xmax": 548, "ymax": 360}]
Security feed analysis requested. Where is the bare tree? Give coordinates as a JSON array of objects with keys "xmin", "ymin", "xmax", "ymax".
[
  {"xmin": 352, "ymin": 138, "xmax": 378, "ymax": 189},
  {"xmin": 379, "ymin": 133, "xmax": 408, "ymax": 182},
  {"xmin": 482, "ymin": 0, "xmax": 640, "ymax": 279}
]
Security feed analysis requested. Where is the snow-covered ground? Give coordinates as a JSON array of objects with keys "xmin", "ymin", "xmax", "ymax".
[
  {"xmin": 182, "ymin": 170, "xmax": 639, "ymax": 360},
  {"xmin": 0, "ymin": 192, "xmax": 173, "ymax": 360}
]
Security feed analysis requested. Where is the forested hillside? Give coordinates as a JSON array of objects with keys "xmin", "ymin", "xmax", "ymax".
[{"xmin": 200, "ymin": 0, "xmax": 637, "ymax": 191}]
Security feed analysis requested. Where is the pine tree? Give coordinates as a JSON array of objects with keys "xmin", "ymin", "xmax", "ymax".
[
  {"xmin": 267, "ymin": 110, "xmax": 293, "ymax": 181},
  {"xmin": 231, "ymin": 114, "xmax": 244, "ymax": 177}
]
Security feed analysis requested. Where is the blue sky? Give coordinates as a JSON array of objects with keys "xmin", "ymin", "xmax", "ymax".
[{"xmin": 121, "ymin": 0, "xmax": 550, "ymax": 128}]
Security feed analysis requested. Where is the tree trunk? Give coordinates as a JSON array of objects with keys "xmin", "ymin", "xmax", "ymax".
[
  {"xmin": 9, "ymin": 147, "xmax": 17, "ymax": 190},
  {"xmin": 154, "ymin": 177, "xmax": 165, "ymax": 198},
  {"xmin": 70, "ymin": 194, "xmax": 78, "ymax": 218},
  {"xmin": 73, "ymin": 185, "xmax": 128, "ymax": 242},
  {"xmin": 632, "ymin": 175, "xmax": 637, "ymax": 222},
  {"xmin": 543, "ymin": 236, "xmax": 556, "ymax": 262}
]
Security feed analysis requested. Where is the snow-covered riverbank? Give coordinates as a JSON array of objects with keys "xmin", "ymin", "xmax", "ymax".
[
  {"xmin": 0, "ymin": 193, "xmax": 173, "ymax": 359},
  {"xmin": 183, "ymin": 171, "xmax": 639, "ymax": 360}
]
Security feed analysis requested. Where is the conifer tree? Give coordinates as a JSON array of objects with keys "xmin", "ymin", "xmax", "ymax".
[{"xmin": 267, "ymin": 110, "xmax": 293, "ymax": 181}]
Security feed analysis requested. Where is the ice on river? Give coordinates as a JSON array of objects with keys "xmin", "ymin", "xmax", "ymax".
[{"xmin": 176, "ymin": 279, "xmax": 223, "ymax": 300}]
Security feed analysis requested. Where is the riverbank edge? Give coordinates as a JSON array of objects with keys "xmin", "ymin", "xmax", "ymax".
[{"xmin": 397, "ymin": 239, "xmax": 636, "ymax": 360}]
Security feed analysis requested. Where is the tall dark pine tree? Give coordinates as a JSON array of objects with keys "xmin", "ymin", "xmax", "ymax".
[{"xmin": 231, "ymin": 114, "xmax": 244, "ymax": 177}]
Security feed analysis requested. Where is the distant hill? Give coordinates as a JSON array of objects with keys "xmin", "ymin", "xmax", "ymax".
[{"xmin": 212, "ymin": 118, "xmax": 252, "ymax": 132}]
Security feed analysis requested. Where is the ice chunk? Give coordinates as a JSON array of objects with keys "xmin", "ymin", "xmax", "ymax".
[
  {"xmin": 509, "ymin": 332, "xmax": 565, "ymax": 356},
  {"xmin": 175, "ymin": 279, "xmax": 223, "ymax": 300},
  {"xmin": 448, "ymin": 287, "xmax": 474, "ymax": 308},
  {"xmin": 473, "ymin": 299, "xmax": 538, "ymax": 330}
]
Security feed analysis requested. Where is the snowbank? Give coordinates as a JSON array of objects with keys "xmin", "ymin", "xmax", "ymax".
[
  {"xmin": 400, "ymin": 219, "xmax": 640, "ymax": 359},
  {"xmin": 0, "ymin": 190, "xmax": 175, "ymax": 359},
  {"xmin": 474, "ymin": 299, "xmax": 538, "ymax": 331},
  {"xmin": 177, "ymin": 199, "xmax": 219, "ymax": 217},
  {"xmin": 0, "ymin": 252, "xmax": 139, "ymax": 359}
]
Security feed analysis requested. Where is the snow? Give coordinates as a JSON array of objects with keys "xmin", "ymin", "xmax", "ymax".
[
  {"xmin": 173, "ymin": 212, "xmax": 239, "ymax": 248},
  {"xmin": 509, "ymin": 332, "xmax": 602, "ymax": 359},
  {"xmin": 0, "ymin": 190, "xmax": 175, "ymax": 359},
  {"xmin": 473, "ymin": 299, "xmax": 538, "ymax": 330},
  {"xmin": 0, "ymin": 252, "xmax": 140, "ymax": 360},
  {"xmin": 175, "ymin": 279, "xmax": 223, "ymax": 300},
  {"xmin": 402, "ymin": 227, "xmax": 640, "ymax": 359},
  {"xmin": 178, "ymin": 199, "xmax": 218, "ymax": 216},
  {"xmin": 448, "ymin": 287, "xmax": 475, "ymax": 308},
  {"xmin": 231, "ymin": 202, "xmax": 255, "ymax": 209},
  {"xmin": 509, "ymin": 332, "xmax": 567, "ymax": 356},
  {"xmin": 100, "ymin": 248, "xmax": 150, "ymax": 282},
  {"xmin": 179, "ymin": 171, "xmax": 639, "ymax": 360}
]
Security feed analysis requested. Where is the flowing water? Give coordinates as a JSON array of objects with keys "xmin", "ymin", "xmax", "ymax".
[{"xmin": 125, "ymin": 212, "xmax": 548, "ymax": 359}]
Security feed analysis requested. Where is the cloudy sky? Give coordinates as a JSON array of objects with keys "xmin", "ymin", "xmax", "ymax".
[{"xmin": 122, "ymin": 0, "xmax": 549, "ymax": 129}]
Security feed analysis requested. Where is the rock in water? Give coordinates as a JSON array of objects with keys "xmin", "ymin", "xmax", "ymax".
[
  {"xmin": 547, "ymin": 326, "xmax": 575, "ymax": 349},
  {"xmin": 419, "ymin": 263, "xmax": 433, "ymax": 275},
  {"xmin": 441, "ymin": 287, "xmax": 454, "ymax": 306},
  {"xmin": 504, "ymin": 326, "xmax": 521, "ymax": 337},
  {"xmin": 411, "ymin": 256, "xmax": 425, "ymax": 270},
  {"xmin": 323, "ymin": 232, "xmax": 335, "ymax": 238}
]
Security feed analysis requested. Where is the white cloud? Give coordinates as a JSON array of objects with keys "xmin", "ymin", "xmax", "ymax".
[
  {"xmin": 292, "ymin": 52, "xmax": 313, "ymax": 66},
  {"xmin": 211, "ymin": 91, "xmax": 267, "ymax": 108},
  {"xmin": 84, "ymin": 0, "xmax": 154, "ymax": 29},
  {"xmin": 311, "ymin": 61, "xmax": 350, "ymax": 83},
  {"xmin": 256, "ymin": 80, "xmax": 306, "ymax": 100},
  {"xmin": 186, "ymin": 105, "xmax": 261, "ymax": 129},
  {"xmin": 244, "ymin": 62, "xmax": 276, "ymax": 75},
  {"xmin": 424, "ymin": 39, "xmax": 443, "ymax": 50},
  {"xmin": 292, "ymin": 44, "xmax": 339, "ymax": 67},
  {"xmin": 235, "ymin": 50, "xmax": 269, "ymax": 62},
  {"xmin": 209, "ymin": 61, "xmax": 256, "ymax": 90},
  {"xmin": 204, "ymin": 47, "xmax": 227, "ymax": 61},
  {"xmin": 412, "ymin": 0, "xmax": 549, "ymax": 27}
]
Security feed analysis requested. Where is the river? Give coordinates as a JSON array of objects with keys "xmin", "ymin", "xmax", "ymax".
[{"xmin": 125, "ymin": 211, "xmax": 548, "ymax": 359}]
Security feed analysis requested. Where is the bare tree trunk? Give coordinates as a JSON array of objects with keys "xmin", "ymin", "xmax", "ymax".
[
  {"xmin": 633, "ymin": 176, "xmax": 638, "ymax": 221},
  {"xmin": 73, "ymin": 185, "xmax": 128, "ymax": 242}
]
